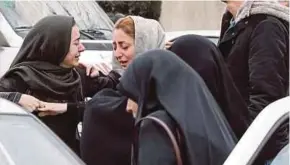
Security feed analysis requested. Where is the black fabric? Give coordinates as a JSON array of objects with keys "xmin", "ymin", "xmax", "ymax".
[
  {"xmin": 218, "ymin": 13, "xmax": 289, "ymax": 164},
  {"xmin": 169, "ymin": 34, "xmax": 249, "ymax": 139},
  {"xmin": 118, "ymin": 49, "xmax": 236, "ymax": 165},
  {"xmin": 80, "ymin": 89, "xmax": 134, "ymax": 165},
  {"xmin": 10, "ymin": 15, "xmax": 75, "ymax": 66}
]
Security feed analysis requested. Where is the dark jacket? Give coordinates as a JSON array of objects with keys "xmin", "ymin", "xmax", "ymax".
[
  {"xmin": 219, "ymin": 12, "xmax": 289, "ymax": 119},
  {"xmin": 218, "ymin": 9, "xmax": 289, "ymax": 164}
]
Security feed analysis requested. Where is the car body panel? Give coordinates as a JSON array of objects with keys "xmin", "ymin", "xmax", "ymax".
[
  {"xmin": 0, "ymin": 98, "xmax": 85, "ymax": 165},
  {"xmin": 223, "ymin": 96, "xmax": 290, "ymax": 165}
]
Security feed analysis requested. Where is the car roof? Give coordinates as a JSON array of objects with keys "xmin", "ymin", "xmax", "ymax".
[
  {"xmin": 0, "ymin": 98, "xmax": 28, "ymax": 115},
  {"xmin": 165, "ymin": 30, "xmax": 220, "ymax": 41}
]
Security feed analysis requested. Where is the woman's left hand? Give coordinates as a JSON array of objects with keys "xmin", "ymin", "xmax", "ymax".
[
  {"xmin": 37, "ymin": 102, "xmax": 67, "ymax": 117},
  {"xmin": 79, "ymin": 62, "xmax": 111, "ymax": 77}
]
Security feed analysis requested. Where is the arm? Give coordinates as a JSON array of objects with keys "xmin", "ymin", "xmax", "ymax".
[
  {"xmin": 248, "ymin": 19, "xmax": 288, "ymax": 120},
  {"xmin": 0, "ymin": 76, "xmax": 26, "ymax": 103},
  {"xmin": 78, "ymin": 67, "xmax": 121, "ymax": 98}
]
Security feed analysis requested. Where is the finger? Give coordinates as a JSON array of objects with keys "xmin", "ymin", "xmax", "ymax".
[
  {"xmin": 26, "ymin": 105, "xmax": 36, "ymax": 112},
  {"xmin": 39, "ymin": 111, "xmax": 58, "ymax": 117},
  {"xmin": 101, "ymin": 63, "xmax": 111, "ymax": 74},
  {"xmin": 38, "ymin": 102, "xmax": 46, "ymax": 108},
  {"xmin": 25, "ymin": 107, "xmax": 34, "ymax": 113},
  {"xmin": 86, "ymin": 66, "xmax": 92, "ymax": 76},
  {"xmin": 37, "ymin": 106, "xmax": 52, "ymax": 111},
  {"xmin": 93, "ymin": 64, "xmax": 102, "ymax": 72},
  {"xmin": 38, "ymin": 112, "xmax": 49, "ymax": 117},
  {"xmin": 90, "ymin": 71, "xmax": 99, "ymax": 78}
]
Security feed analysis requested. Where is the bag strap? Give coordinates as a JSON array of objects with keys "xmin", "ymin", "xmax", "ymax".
[{"xmin": 134, "ymin": 116, "xmax": 183, "ymax": 165}]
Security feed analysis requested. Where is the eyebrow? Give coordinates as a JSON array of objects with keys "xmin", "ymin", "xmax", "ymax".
[{"xmin": 74, "ymin": 37, "xmax": 80, "ymax": 42}]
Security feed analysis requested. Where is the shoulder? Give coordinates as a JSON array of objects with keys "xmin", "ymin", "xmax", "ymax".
[{"xmin": 251, "ymin": 15, "xmax": 288, "ymax": 36}]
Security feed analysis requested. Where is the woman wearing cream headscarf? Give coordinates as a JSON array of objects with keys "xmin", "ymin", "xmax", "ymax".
[
  {"xmin": 80, "ymin": 16, "xmax": 166, "ymax": 165},
  {"xmin": 112, "ymin": 15, "xmax": 166, "ymax": 116}
]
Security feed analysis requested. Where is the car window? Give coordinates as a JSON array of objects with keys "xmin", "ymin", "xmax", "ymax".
[
  {"xmin": 270, "ymin": 144, "xmax": 289, "ymax": 165},
  {"xmin": 0, "ymin": 114, "xmax": 84, "ymax": 165},
  {"xmin": 207, "ymin": 37, "xmax": 219, "ymax": 45},
  {"xmin": 0, "ymin": 1, "xmax": 114, "ymax": 40},
  {"xmin": 251, "ymin": 117, "xmax": 289, "ymax": 165}
]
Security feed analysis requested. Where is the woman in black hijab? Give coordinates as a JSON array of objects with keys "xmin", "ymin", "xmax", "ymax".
[
  {"xmin": 0, "ymin": 15, "xmax": 120, "ymax": 154},
  {"xmin": 117, "ymin": 49, "xmax": 236, "ymax": 165},
  {"xmin": 168, "ymin": 34, "xmax": 249, "ymax": 139}
]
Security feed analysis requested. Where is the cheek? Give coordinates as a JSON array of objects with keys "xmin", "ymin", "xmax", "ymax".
[{"xmin": 125, "ymin": 47, "xmax": 135, "ymax": 61}]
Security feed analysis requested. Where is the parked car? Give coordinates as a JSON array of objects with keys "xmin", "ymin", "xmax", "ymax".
[
  {"xmin": 0, "ymin": 1, "xmax": 114, "ymax": 69},
  {"xmin": 0, "ymin": 98, "xmax": 85, "ymax": 165},
  {"xmin": 224, "ymin": 96, "xmax": 289, "ymax": 165},
  {"xmin": 165, "ymin": 30, "xmax": 220, "ymax": 45}
]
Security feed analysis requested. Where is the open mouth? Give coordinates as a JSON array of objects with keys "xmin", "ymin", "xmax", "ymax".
[
  {"xmin": 119, "ymin": 61, "xmax": 128, "ymax": 67},
  {"xmin": 75, "ymin": 55, "xmax": 80, "ymax": 59}
]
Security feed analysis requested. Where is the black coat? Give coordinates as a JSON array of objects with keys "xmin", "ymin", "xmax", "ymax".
[
  {"xmin": 218, "ymin": 12, "xmax": 289, "ymax": 119},
  {"xmin": 218, "ymin": 12, "xmax": 289, "ymax": 163}
]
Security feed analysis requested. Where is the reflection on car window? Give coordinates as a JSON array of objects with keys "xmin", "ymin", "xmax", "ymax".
[
  {"xmin": 0, "ymin": 1, "xmax": 114, "ymax": 40},
  {"xmin": 0, "ymin": 115, "xmax": 83, "ymax": 165}
]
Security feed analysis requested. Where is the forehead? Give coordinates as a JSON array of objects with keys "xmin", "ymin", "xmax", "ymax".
[
  {"xmin": 71, "ymin": 25, "xmax": 80, "ymax": 41},
  {"xmin": 113, "ymin": 29, "xmax": 134, "ymax": 43}
]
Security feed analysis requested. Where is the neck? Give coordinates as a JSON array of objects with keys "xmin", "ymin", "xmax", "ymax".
[{"xmin": 60, "ymin": 63, "xmax": 73, "ymax": 69}]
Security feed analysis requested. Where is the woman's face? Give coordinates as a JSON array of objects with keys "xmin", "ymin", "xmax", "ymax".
[
  {"xmin": 113, "ymin": 28, "xmax": 135, "ymax": 69},
  {"xmin": 60, "ymin": 25, "xmax": 85, "ymax": 68}
]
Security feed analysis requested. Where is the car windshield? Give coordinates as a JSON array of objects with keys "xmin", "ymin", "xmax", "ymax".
[{"xmin": 0, "ymin": 1, "xmax": 114, "ymax": 40}]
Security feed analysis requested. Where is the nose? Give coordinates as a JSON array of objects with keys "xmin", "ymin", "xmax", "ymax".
[
  {"xmin": 79, "ymin": 43, "xmax": 85, "ymax": 52},
  {"xmin": 114, "ymin": 47, "xmax": 123, "ymax": 58}
]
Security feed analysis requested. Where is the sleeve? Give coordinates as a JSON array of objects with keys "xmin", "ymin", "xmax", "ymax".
[
  {"xmin": 0, "ymin": 76, "xmax": 27, "ymax": 103},
  {"xmin": 137, "ymin": 120, "xmax": 176, "ymax": 165},
  {"xmin": 83, "ymin": 70, "xmax": 121, "ymax": 98},
  {"xmin": 74, "ymin": 68, "xmax": 121, "ymax": 121},
  {"xmin": 248, "ymin": 19, "xmax": 288, "ymax": 120}
]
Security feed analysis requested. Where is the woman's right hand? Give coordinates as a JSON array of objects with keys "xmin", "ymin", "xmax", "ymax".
[
  {"xmin": 18, "ymin": 94, "xmax": 44, "ymax": 112},
  {"xmin": 165, "ymin": 41, "xmax": 174, "ymax": 49}
]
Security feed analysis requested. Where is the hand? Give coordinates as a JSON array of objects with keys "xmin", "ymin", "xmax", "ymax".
[
  {"xmin": 79, "ymin": 62, "xmax": 112, "ymax": 78},
  {"xmin": 94, "ymin": 63, "xmax": 112, "ymax": 75},
  {"xmin": 126, "ymin": 99, "xmax": 138, "ymax": 118},
  {"xmin": 165, "ymin": 41, "xmax": 174, "ymax": 49},
  {"xmin": 18, "ymin": 94, "xmax": 45, "ymax": 112},
  {"xmin": 37, "ymin": 102, "xmax": 67, "ymax": 117}
]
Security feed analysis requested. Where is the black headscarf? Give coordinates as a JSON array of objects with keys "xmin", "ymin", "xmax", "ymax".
[
  {"xmin": 118, "ymin": 49, "xmax": 236, "ymax": 165},
  {"xmin": 168, "ymin": 34, "xmax": 249, "ymax": 139},
  {"xmin": 2, "ymin": 15, "xmax": 81, "ymax": 99},
  {"xmin": 81, "ymin": 89, "xmax": 134, "ymax": 165}
]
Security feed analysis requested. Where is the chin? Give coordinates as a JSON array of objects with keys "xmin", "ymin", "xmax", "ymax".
[{"xmin": 73, "ymin": 61, "xmax": 80, "ymax": 67}]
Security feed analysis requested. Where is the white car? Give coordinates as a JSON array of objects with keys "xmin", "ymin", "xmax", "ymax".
[
  {"xmin": 165, "ymin": 30, "xmax": 220, "ymax": 44},
  {"xmin": 0, "ymin": 98, "xmax": 85, "ymax": 165},
  {"xmin": 224, "ymin": 96, "xmax": 289, "ymax": 165}
]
